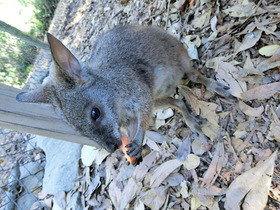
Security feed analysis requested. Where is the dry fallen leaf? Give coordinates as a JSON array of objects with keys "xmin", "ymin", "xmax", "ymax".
[
  {"xmin": 256, "ymin": 51, "xmax": 280, "ymax": 72},
  {"xmin": 186, "ymin": 43, "xmax": 199, "ymax": 60},
  {"xmin": 117, "ymin": 178, "xmax": 139, "ymax": 210},
  {"xmin": 191, "ymin": 195, "xmax": 201, "ymax": 210},
  {"xmin": 234, "ymin": 128, "xmax": 255, "ymax": 153},
  {"xmin": 164, "ymin": 172, "xmax": 184, "ymax": 186},
  {"xmin": 269, "ymin": 46, "xmax": 280, "ymax": 62},
  {"xmin": 145, "ymin": 130, "xmax": 167, "ymax": 143},
  {"xmin": 150, "ymin": 159, "xmax": 183, "ymax": 188},
  {"xmin": 180, "ymin": 180, "xmax": 189, "ymax": 198},
  {"xmin": 210, "ymin": 15, "xmax": 217, "ymax": 31},
  {"xmin": 146, "ymin": 138, "xmax": 161, "ymax": 151},
  {"xmin": 225, "ymin": 151, "xmax": 278, "ymax": 210},
  {"xmin": 238, "ymin": 100, "xmax": 264, "ymax": 117},
  {"xmin": 134, "ymin": 200, "xmax": 145, "ymax": 210},
  {"xmin": 267, "ymin": 106, "xmax": 280, "ymax": 142},
  {"xmin": 176, "ymin": 136, "xmax": 191, "ymax": 160},
  {"xmin": 183, "ymin": 154, "xmax": 200, "ymax": 170},
  {"xmin": 155, "ymin": 108, "xmax": 174, "ymax": 120},
  {"xmin": 154, "ymin": 118, "xmax": 166, "ymax": 129},
  {"xmin": 81, "ymin": 146, "xmax": 109, "ymax": 166},
  {"xmin": 201, "ymin": 123, "xmax": 218, "ymax": 140},
  {"xmin": 215, "ymin": 61, "xmax": 247, "ymax": 98},
  {"xmin": 116, "ymin": 163, "xmax": 135, "ymax": 182},
  {"xmin": 205, "ymin": 56, "xmax": 231, "ymax": 69},
  {"xmin": 105, "ymin": 156, "xmax": 115, "ymax": 186},
  {"xmin": 257, "ymin": 22, "xmax": 278, "ymax": 35},
  {"xmin": 251, "ymin": 148, "xmax": 272, "ymax": 161},
  {"xmin": 242, "ymin": 82, "xmax": 280, "ymax": 101},
  {"xmin": 223, "ymin": 1, "xmax": 266, "ymax": 18},
  {"xmin": 242, "ymin": 153, "xmax": 277, "ymax": 210},
  {"xmin": 202, "ymin": 141, "xmax": 225, "ymax": 186},
  {"xmin": 198, "ymin": 100, "xmax": 219, "ymax": 127},
  {"xmin": 133, "ymin": 151, "xmax": 158, "ymax": 181},
  {"xmin": 178, "ymin": 85, "xmax": 200, "ymax": 115},
  {"xmin": 81, "ymin": 145, "xmax": 99, "ymax": 166},
  {"xmin": 238, "ymin": 56, "xmax": 262, "ymax": 77},
  {"xmin": 234, "ymin": 30, "xmax": 263, "ymax": 55},
  {"xmin": 182, "ymin": 35, "xmax": 201, "ymax": 60},
  {"xmin": 269, "ymin": 185, "xmax": 280, "ymax": 204},
  {"xmin": 191, "ymin": 182, "xmax": 224, "ymax": 209},
  {"xmin": 140, "ymin": 186, "xmax": 169, "ymax": 210},
  {"xmin": 192, "ymin": 137, "xmax": 212, "ymax": 155},
  {"xmin": 193, "ymin": 8, "xmax": 211, "ymax": 28},
  {"xmin": 258, "ymin": 44, "xmax": 280, "ymax": 57},
  {"xmin": 95, "ymin": 148, "xmax": 110, "ymax": 165},
  {"xmin": 233, "ymin": 121, "xmax": 249, "ymax": 140},
  {"xmin": 267, "ymin": 123, "xmax": 280, "ymax": 142},
  {"xmin": 108, "ymin": 180, "xmax": 122, "ymax": 208}
]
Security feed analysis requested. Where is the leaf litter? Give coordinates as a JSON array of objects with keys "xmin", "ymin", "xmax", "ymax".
[{"xmin": 35, "ymin": 0, "xmax": 280, "ymax": 209}]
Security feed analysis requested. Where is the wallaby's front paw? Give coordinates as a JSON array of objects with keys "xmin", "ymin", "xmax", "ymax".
[
  {"xmin": 213, "ymin": 82, "xmax": 235, "ymax": 99},
  {"xmin": 126, "ymin": 143, "xmax": 142, "ymax": 159},
  {"xmin": 125, "ymin": 143, "xmax": 143, "ymax": 166}
]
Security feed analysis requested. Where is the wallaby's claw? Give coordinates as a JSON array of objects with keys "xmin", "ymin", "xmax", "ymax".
[
  {"xmin": 126, "ymin": 142, "xmax": 142, "ymax": 158},
  {"xmin": 223, "ymin": 85, "xmax": 230, "ymax": 90},
  {"xmin": 207, "ymin": 81, "xmax": 233, "ymax": 99},
  {"xmin": 125, "ymin": 156, "xmax": 142, "ymax": 166},
  {"xmin": 214, "ymin": 87, "xmax": 232, "ymax": 98},
  {"xmin": 133, "ymin": 156, "xmax": 143, "ymax": 166},
  {"xmin": 125, "ymin": 143, "xmax": 132, "ymax": 148},
  {"xmin": 228, "ymin": 94, "xmax": 236, "ymax": 100}
]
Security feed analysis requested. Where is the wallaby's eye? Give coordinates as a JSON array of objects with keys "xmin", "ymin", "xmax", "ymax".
[{"xmin": 91, "ymin": 107, "xmax": 101, "ymax": 121}]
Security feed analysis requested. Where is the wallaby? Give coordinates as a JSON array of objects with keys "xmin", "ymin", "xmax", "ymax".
[{"xmin": 16, "ymin": 25, "xmax": 232, "ymax": 164}]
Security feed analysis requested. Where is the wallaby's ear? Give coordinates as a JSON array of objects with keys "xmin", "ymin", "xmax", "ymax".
[
  {"xmin": 47, "ymin": 33, "xmax": 82, "ymax": 81},
  {"xmin": 16, "ymin": 88, "xmax": 49, "ymax": 104}
]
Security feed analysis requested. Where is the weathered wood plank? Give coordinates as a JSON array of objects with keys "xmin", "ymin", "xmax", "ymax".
[{"xmin": 0, "ymin": 83, "xmax": 100, "ymax": 147}]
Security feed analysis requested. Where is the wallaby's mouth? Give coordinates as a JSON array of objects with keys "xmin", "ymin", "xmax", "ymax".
[
  {"xmin": 103, "ymin": 130, "xmax": 122, "ymax": 153},
  {"xmin": 99, "ymin": 136, "xmax": 121, "ymax": 153}
]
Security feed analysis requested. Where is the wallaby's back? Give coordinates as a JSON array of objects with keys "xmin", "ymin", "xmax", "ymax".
[{"xmin": 90, "ymin": 25, "xmax": 189, "ymax": 99}]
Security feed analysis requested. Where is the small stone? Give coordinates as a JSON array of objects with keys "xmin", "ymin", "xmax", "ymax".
[
  {"xmin": 169, "ymin": 14, "xmax": 179, "ymax": 22},
  {"xmin": 35, "ymin": 136, "xmax": 82, "ymax": 194},
  {"xmin": 271, "ymin": 73, "xmax": 280, "ymax": 81},
  {"xmin": 81, "ymin": 145, "xmax": 99, "ymax": 166},
  {"xmin": 263, "ymin": 76, "xmax": 272, "ymax": 84}
]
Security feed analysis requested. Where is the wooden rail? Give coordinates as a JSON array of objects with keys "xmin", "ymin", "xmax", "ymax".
[{"xmin": 0, "ymin": 83, "xmax": 100, "ymax": 147}]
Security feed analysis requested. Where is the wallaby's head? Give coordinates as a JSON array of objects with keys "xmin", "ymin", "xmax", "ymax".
[{"xmin": 16, "ymin": 33, "xmax": 122, "ymax": 152}]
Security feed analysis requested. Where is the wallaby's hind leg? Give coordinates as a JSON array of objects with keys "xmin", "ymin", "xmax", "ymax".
[
  {"xmin": 180, "ymin": 53, "xmax": 233, "ymax": 98},
  {"xmin": 187, "ymin": 72, "xmax": 233, "ymax": 98},
  {"xmin": 154, "ymin": 97, "xmax": 209, "ymax": 145}
]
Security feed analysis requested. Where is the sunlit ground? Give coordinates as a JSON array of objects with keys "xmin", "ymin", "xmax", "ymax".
[{"xmin": 0, "ymin": 0, "xmax": 33, "ymax": 32}]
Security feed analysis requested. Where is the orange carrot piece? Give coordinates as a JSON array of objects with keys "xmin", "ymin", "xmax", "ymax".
[
  {"xmin": 190, "ymin": 0, "xmax": 195, "ymax": 6},
  {"xmin": 121, "ymin": 136, "xmax": 137, "ymax": 165}
]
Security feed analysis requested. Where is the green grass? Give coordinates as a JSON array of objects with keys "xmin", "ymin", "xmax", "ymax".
[{"xmin": 0, "ymin": 0, "xmax": 59, "ymax": 87}]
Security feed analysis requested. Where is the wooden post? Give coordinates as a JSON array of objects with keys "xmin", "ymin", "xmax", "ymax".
[{"xmin": 0, "ymin": 83, "xmax": 100, "ymax": 147}]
